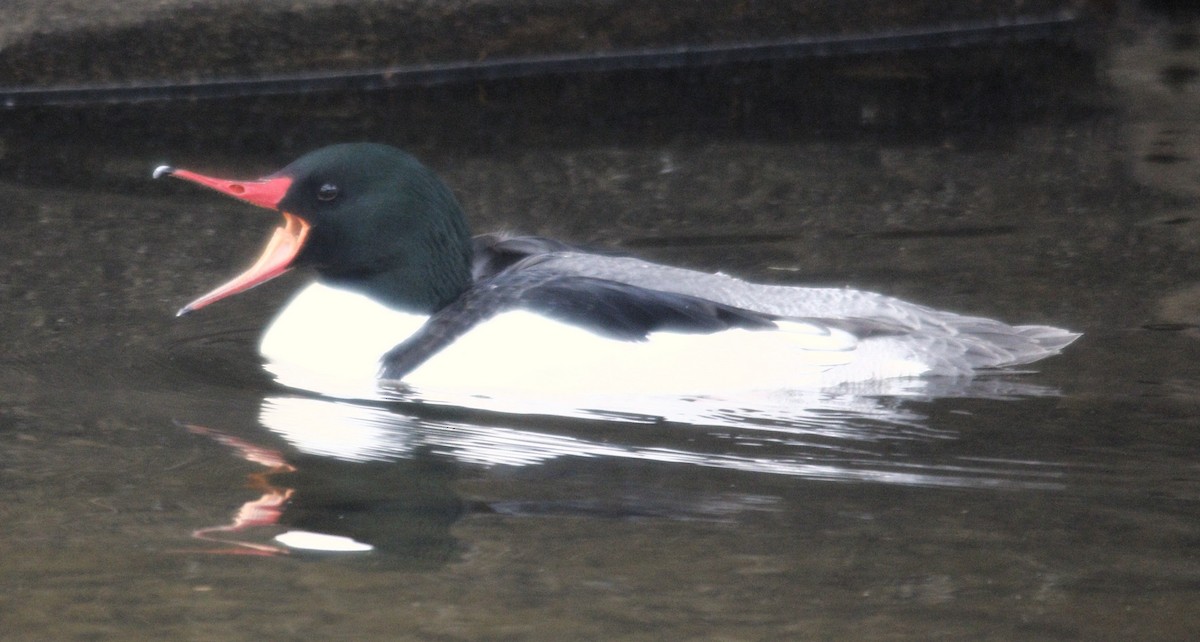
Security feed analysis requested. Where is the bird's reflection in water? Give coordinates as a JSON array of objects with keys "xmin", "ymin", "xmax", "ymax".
[
  {"xmin": 183, "ymin": 421, "xmax": 465, "ymax": 568},
  {"xmin": 179, "ymin": 380, "xmax": 1071, "ymax": 563},
  {"xmin": 185, "ymin": 424, "xmax": 297, "ymax": 557}
]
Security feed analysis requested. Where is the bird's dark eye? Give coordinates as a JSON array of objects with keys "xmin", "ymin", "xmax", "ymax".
[{"xmin": 317, "ymin": 183, "xmax": 339, "ymax": 201}]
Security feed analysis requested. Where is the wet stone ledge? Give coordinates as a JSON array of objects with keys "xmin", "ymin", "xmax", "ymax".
[{"xmin": 0, "ymin": 0, "xmax": 1098, "ymax": 90}]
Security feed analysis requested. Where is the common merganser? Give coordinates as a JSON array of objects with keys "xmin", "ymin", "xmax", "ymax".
[{"xmin": 156, "ymin": 143, "xmax": 1078, "ymax": 400}]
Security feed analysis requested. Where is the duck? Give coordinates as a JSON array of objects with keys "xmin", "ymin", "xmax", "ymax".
[{"xmin": 155, "ymin": 143, "xmax": 1078, "ymax": 400}]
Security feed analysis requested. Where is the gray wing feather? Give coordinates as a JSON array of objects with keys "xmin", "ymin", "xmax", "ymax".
[{"xmin": 521, "ymin": 252, "xmax": 1079, "ymax": 375}]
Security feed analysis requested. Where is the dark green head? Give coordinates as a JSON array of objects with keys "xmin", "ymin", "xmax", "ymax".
[{"xmin": 163, "ymin": 143, "xmax": 474, "ymax": 315}]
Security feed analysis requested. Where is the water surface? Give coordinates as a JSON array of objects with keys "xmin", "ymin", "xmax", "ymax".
[{"xmin": 1, "ymin": 9, "xmax": 1199, "ymax": 640}]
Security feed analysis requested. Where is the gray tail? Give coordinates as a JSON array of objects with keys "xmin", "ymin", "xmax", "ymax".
[{"xmin": 963, "ymin": 323, "xmax": 1081, "ymax": 370}]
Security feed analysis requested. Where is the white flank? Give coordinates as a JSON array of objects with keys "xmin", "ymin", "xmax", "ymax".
[{"xmin": 259, "ymin": 281, "xmax": 930, "ymax": 401}]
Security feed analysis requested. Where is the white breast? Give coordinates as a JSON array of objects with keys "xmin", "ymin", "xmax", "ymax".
[{"xmin": 259, "ymin": 282, "xmax": 427, "ymax": 399}]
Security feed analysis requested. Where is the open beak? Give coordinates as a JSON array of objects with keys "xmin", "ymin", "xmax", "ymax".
[{"xmin": 155, "ymin": 165, "xmax": 311, "ymax": 316}]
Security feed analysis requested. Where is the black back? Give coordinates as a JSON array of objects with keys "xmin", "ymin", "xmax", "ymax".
[{"xmin": 379, "ymin": 269, "xmax": 779, "ymax": 380}]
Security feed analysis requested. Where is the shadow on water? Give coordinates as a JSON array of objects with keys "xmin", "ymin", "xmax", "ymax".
[{"xmin": 2, "ymin": 5, "xmax": 1200, "ymax": 638}]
